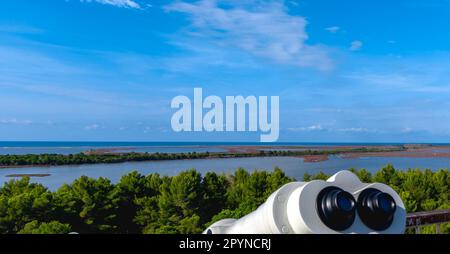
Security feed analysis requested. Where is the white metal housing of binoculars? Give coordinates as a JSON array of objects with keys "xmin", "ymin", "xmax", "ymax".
[{"xmin": 204, "ymin": 171, "xmax": 406, "ymax": 234}]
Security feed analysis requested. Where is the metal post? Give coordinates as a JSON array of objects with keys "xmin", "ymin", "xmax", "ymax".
[
  {"xmin": 415, "ymin": 226, "xmax": 421, "ymax": 234},
  {"xmin": 436, "ymin": 223, "xmax": 441, "ymax": 234}
]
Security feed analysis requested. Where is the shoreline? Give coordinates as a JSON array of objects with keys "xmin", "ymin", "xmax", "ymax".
[
  {"xmin": 84, "ymin": 144, "xmax": 403, "ymax": 155},
  {"xmin": 6, "ymin": 174, "xmax": 51, "ymax": 178},
  {"xmin": 1, "ymin": 145, "xmax": 449, "ymax": 169},
  {"xmin": 342, "ymin": 146, "xmax": 450, "ymax": 159}
]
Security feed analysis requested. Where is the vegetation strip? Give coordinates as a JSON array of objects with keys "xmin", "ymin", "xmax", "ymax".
[{"xmin": 0, "ymin": 147, "xmax": 406, "ymax": 167}]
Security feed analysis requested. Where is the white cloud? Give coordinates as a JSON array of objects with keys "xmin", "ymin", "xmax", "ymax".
[
  {"xmin": 288, "ymin": 125, "xmax": 373, "ymax": 133},
  {"xmin": 345, "ymin": 73, "xmax": 414, "ymax": 88},
  {"xmin": 143, "ymin": 126, "xmax": 152, "ymax": 133},
  {"xmin": 343, "ymin": 53, "xmax": 450, "ymax": 94},
  {"xmin": 0, "ymin": 119, "xmax": 33, "ymax": 125},
  {"xmin": 325, "ymin": 26, "xmax": 340, "ymax": 33},
  {"xmin": 165, "ymin": 0, "xmax": 332, "ymax": 71},
  {"xmin": 288, "ymin": 125, "xmax": 325, "ymax": 132},
  {"xmin": 350, "ymin": 40, "xmax": 363, "ymax": 51},
  {"xmin": 85, "ymin": 124, "xmax": 100, "ymax": 130},
  {"xmin": 401, "ymin": 127, "xmax": 414, "ymax": 133},
  {"xmin": 79, "ymin": 0, "xmax": 141, "ymax": 9},
  {"xmin": 337, "ymin": 127, "xmax": 370, "ymax": 133},
  {"xmin": 344, "ymin": 72, "xmax": 450, "ymax": 93}
]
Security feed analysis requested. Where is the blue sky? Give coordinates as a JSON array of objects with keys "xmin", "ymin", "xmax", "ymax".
[{"xmin": 1, "ymin": 0, "xmax": 450, "ymax": 142}]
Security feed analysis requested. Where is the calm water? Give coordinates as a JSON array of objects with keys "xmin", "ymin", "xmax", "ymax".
[
  {"xmin": 1, "ymin": 156, "xmax": 449, "ymax": 191},
  {"xmin": 0, "ymin": 142, "xmax": 233, "ymax": 155},
  {"xmin": 0, "ymin": 146, "xmax": 228, "ymax": 155}
]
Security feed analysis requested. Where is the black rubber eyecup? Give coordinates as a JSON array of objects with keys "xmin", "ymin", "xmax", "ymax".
[
  {"xmin": 316, "ymin": 186, "xmax": 356, "ymax": 231},
  {"xmin": 357, "ymin": 188, "xmax": 396, "ymax": 231}
]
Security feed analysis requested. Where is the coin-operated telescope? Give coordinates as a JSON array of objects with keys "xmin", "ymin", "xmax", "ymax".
[{"xmin": 204, "ymin": 171, "xmax": 406, "ymax": 234}]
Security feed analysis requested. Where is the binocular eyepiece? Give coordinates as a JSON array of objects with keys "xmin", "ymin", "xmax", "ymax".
[
  {"xmin": 317, "ymin": 187, "xmax": 397, "ymax": 231},
  {"xmin": 357, "ymin": 188, "xmax": 397, "ymax": 231},
  {"xmin": 204, "ymin": 171, "xmax": 406, "ymax": 234},
  {"xmin": 317, "ymin": 187, "xmax": 356, "ymax": 231}
]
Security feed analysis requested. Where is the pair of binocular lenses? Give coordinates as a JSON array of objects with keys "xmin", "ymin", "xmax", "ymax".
[{"xmin": 316, "ymin": 187, "xmax": 396, "ymax": 231}]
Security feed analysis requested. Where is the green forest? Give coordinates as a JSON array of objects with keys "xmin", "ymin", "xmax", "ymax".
[{"xmin": 0, "ymin": 165, "xmax": 448, "ymax": 234}]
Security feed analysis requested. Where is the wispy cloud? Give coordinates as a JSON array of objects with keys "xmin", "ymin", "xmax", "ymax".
[
  {"xmin": 288, "ymin": 125, "xmax": 373, "ymax": 133},
  {"xmin": 84, "ymin": 124, "xmax": 101, "ymax": 130},
  {"xmin": 345, "ymin": 73, "xmax": 415, "ymax": 89},
  {"xmin": 350, "ymin": 40, "xmax": 363, "ymax": 51},
  {"xmin": 401, "ymin": 127, "xmax": 414, "ymax": 133},
  {"xmin": 165, "ymin": 0, "xmax": 333, "ymax": 71},
  {"xmin": 0, "ymin": 44, "xmax": 169, "ymax": 110},
  {"xmin": 0, "ymin": 24, "xmax": 44, "ymax": 34},
  {"xmin": 287, "ymin": 125, "xmax": 325, "ymax": 132},
  {"xmin": 0, "ymin": 119, "xmax": 33, "ymax": 125},
  {"xmin": 79, "ymin": 0, "xmax": 141, "ymax": 9},
  {"xmin": 325, "ymin": 26, "xmax": 340, "ymax": 33},
  {"xmin": 338, "ymin": 127, "xmax": 370, "ymax": 133},
  {"xmin": 344, "ymin": 71, "xmax": 450, "ymax": 93}
]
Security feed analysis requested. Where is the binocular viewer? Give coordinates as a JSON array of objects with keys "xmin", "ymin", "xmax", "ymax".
[{"xmin": 205, "ymin": 171, "xmax": 406, "ymax": 234}]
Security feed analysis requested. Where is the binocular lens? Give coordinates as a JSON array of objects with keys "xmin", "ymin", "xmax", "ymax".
[
  {"xmin": 317, "ymin": 187, "xmax": 356, "ymax": 231},
  {"xmin": 338, "ymin": 195, "xmax": 353, "ymax": 212},
  {"xmin": 357, "ymin": 188, "xmax": 396, "ymax": 231},
  {"xmin": 378, "ymin": 193, "xmax": 395, "ymax": 213}
]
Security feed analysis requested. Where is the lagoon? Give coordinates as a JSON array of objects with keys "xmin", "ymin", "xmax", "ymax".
[{"xmin": 1, "ymin": 155, "xmax": 449, "ymax": 191}]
